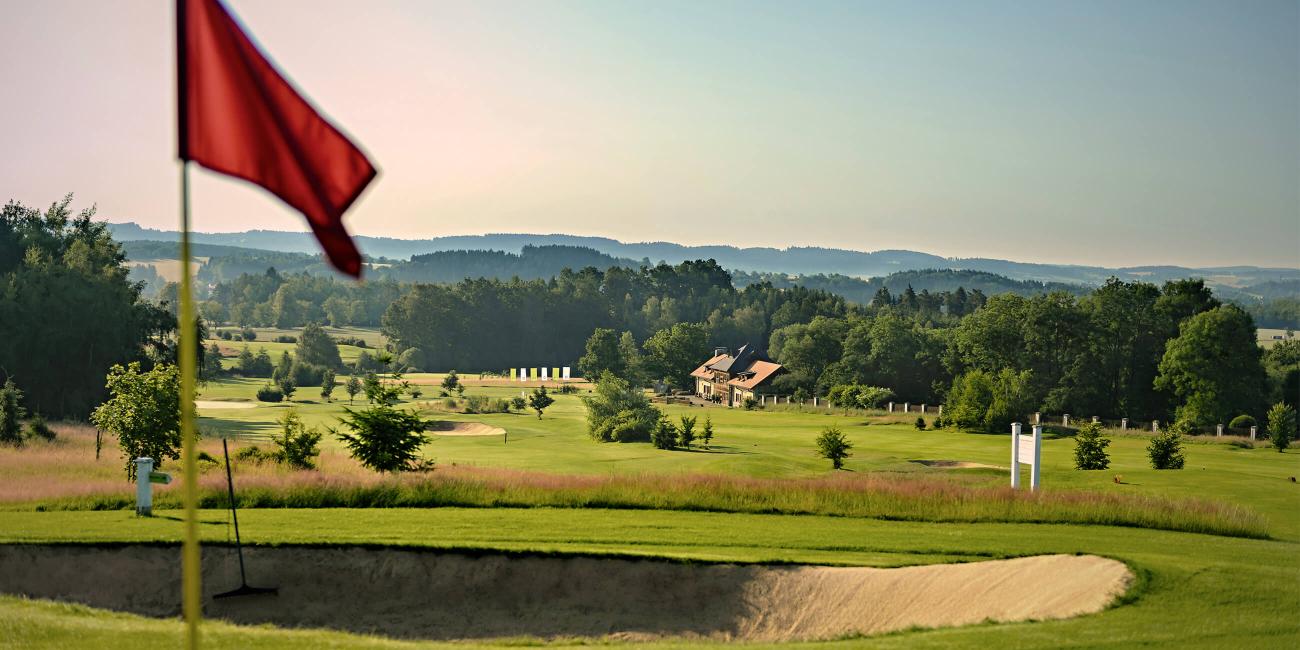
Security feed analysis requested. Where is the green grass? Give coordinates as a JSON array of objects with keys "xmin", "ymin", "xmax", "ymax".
[
  {"xmin": 1, "ymin": 507, "xmax": 1297, "ymax": 648},
  {"xmin": 190, "ymin": 379, "xmax": 1300, "ymax": 539}
]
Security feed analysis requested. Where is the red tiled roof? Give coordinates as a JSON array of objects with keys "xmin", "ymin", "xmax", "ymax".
[{"xmin": 727, "ymin": 360, "xmax": 783, "ymax": 390}]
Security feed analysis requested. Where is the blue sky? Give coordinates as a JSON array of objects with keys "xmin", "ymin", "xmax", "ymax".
[{"xmin": 2, "ymin": 0, "xmax": 1296, "ymax": 266}]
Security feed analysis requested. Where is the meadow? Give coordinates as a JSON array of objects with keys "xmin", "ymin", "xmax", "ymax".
[{"xmin": 1, "ymin": 326, "xmax": 1298, "ymax": 648}]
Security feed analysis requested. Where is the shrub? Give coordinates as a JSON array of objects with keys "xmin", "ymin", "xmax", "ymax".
[
  {"xmin": 557, "ymin": 384, "xmax": 579, "ymax": 395},
  {"xmin": 933, "ymin": 416, "xmax": 947, "ymax": 429},
  {"xmin": 701, "ymin": 416, "xmax": 714, "ymax": 448},
  {"xmin": 464, "ymin": 395, "xmax": 489, "ymax": 413},
  {"xmin": 443, "ymin": 397, "xmax": 458, "ymax": 409},
  {"xmin": 335, "ymin": 404, "xmax": 432, "ymax": 473},
  {"xmin": 1073, "ymin": 423, "xmax": 1111, "ymax": 470},
  {"xmin": 277, "ymin": 376, "xmax": 297, "ymax": 401},
  {"xmin": 826, "ymin": 384, "xmax": 893, "ymax": 410},
  {"xmin": 234, "ymin": 445, "xmax": 272, "ymax": 464},
  {"xmin": 742, "ymin": 397, "xmax": 759, "ymax": 410},
  {"xmin": 256, "ymin": 384, "xmax": 284, "ymax": 403},
  {"xmin": 947, "ymin": 369, "xmax": 1034, "ymax": 433},
  {"xmin": 1148, "ymin": 425, "xmax": 1187, "ymax": 470},
  {"xmin": 914, "ymin": 416, "xmax": 926, "ymax": 430},
  {"xmin": 815, "ymin": 426, "xmax": 853, "ymax": 470},
  {"xmin": 650, "ymin": 415, "xmax": 678, "ymax": 450},
  {"xmin": 240, "ymin": 327, "xmax": 256, "ymax": 341},
  {"xmin": 271, "ymin": 410, "xmax": 322, "ymax": 470},
  {"xmin": 510, "ymin": 396, "xmax": 527, "ymax": 411},
  {"xmin": 26, "ymin": 414, "xmax": 55, "ymax": 442},
  {"xmin": 291, "ymin": 362, "xmax": 326, "ymax": 388},
  {"xmin": 273, "ymin": 335, "xmax": 297, "ymax": 343},
  {"xmin": 218, "ymin": 330, "xmax": 233, "ymax": 341},
  {"xmin": 1266, "ymin": 402, "xmax": 1295, "ymax": 452},
  {"xmin": 335, "ymin": 336, "xmax": 368, "ymax": 348},
  {"xmin": 583, "ymin": 372, "xmax": 662, "ymax": 443},
  {"xmin": 1229, "ymin": 414, "xmax": 1257, "ymax": 429}
]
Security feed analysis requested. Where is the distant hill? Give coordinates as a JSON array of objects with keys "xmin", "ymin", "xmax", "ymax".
[
  {"xmin": 733, "ymin": 269, "xmax": 1085, "ymax": 304},
  {"xmin": 106, "ymin": 221, "xmax": 1300, "ymax": 292}
]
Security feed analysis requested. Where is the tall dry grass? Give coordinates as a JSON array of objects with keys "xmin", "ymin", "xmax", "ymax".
[{"xmin": 0, "ymin": 423, "xmax": 1268, "ymax": 539}]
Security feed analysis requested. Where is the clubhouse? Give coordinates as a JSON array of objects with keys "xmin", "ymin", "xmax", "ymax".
[{"xmin": 690, "ymin": 344, "xmax": 784, "ymax": 407}]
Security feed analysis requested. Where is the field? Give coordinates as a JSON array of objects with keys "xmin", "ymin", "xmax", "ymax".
[
  {"xmin": 1258, "ymin": 327, "xmax": 1297, "ymax": 349},
  {"xmin": 2, "ymin": 327, "xmax": 1298, "ymax": 648}
]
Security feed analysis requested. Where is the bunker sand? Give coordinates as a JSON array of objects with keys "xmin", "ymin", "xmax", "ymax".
[
  {"xmin": 195, "ymin": 400, "xmax": 257, "ymax": 410},
  {"xmin": 0, "ymin": 545, "xmax": 1130, "ymax": 642},
  {"xmin": 428, "ymin": 421, "xmax": 506, "ymax": 436}
]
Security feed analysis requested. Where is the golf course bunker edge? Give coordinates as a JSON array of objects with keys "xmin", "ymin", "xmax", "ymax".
[{"xmin": 0, "ymin": 544, "xmax": 1132, "ymax": 642}]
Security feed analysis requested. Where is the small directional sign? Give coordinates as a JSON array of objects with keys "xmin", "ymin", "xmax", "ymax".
[{"xmin": 148, "ymin": 471, "xmax": 172, "ymax": 485}]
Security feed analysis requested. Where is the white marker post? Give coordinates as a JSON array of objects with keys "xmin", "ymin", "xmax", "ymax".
[
  {"xmin": 1010, "ymin": 423, "xmax": 1042, "ymax": 491},
  {"xmin": 540, "ymin": 367, "xmax": 549, "ymax": 381},
  {"xmin": 136, "ymin": 457, "xmax": 154, "ymax": 516},
  {"xmin": 562, "ymin": 366, "xmax": 571, "ymax": 380}
]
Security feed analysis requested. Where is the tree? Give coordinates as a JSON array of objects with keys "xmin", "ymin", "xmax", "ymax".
[
  {"xmin": 618, "ymin": 331, "xmax": 646, "ymax": 387},
  {"xmin": 441, "ymin": 370, "xmax": 461, "ymax": 395},
  {"xmin": 90, "ymin": 362, "xmax": 185, "ymax": 479},
  {"xmin": 0, "ymin": 196, "xmax": 172, "ymax": 419},
  {"xmin": 320, "ymin": 368, "xmax": 336, "ymax": 402},
  {"xmin": 1148, "ymin": 423, "xmax": 1187, "ymax": 470},
  {"xmin": 345, "ymin": 375, "xmax": 362, "ymax": 404},
  {"xmin": 642, "ymin": 322, "xmax": 711, "ymax": 390},
  {"xmin": 1266, "ymin": 402, "xmax": 1295, "ymax": 452},
  {"xmin": 701, "ymin": 416, "xmax": 714, "ymax": 449},
  {"xmin": 678, "ymin": 415, "xmax": 697, "ymax": 448},
  {"xmin": 272, "ymin": 350, "xmax": 293, "ymax": 383},
  {"xmin": 335, "ymin": 403, "xmax": 431, "ymax": 473},
  {"xmin": 815, "ymin": 426, "xmax": 853, "ymax": 470},
  {"xmin": 1073, "ymin": 422, "xmax": 1111, "ymax": 470},
  {"xmin": 528, "ymin": 385, "xmax": 554, "ymax": 419},
  {"xmin": 1156, "ymin": 306, "xmax": 1267, "ymax": 425},
  {"xmin": 0, "ymin": 379, "xmax": 25, "ymax": 446},
  {"xmin": 272, "ymin": 409, "xmax": 322, "ymax": 470},
  {"xmin": 296, "ymin": 322, "xmax": 342, "ymax": 369},
  {"xmin": 650, "ymin": 414, "xmax": 678, "ymax": 450},
  {"xmin": 582, "ymin": 372, "xmax": 662, "ymax": 443},
  {"xmin": 578, "ymin": 328, "xmax": 623, "ymax": 379},
  {"xmin": 203, "ymin": 343, "xmax": 225, "ymax": 379},
  {"xmin": 277, "ymin": 375, "xmax": 297, "ymax": 401}
]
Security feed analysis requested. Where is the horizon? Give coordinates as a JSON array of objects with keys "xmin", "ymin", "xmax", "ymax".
[{"xmin": 4, "ymin": 0, "xmax": 1298, "ymax": 268}]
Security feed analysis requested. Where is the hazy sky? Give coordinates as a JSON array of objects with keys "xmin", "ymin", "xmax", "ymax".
[{"xmin": 2, "ymin": 0, "xmax": 1297, "ymax": 267}]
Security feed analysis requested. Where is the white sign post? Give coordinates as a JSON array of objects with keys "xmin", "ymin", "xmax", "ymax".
[
  {"xmin": 1010, "ymin": 423, "xmax": 1042, "ymax": 491},
  {"xmin": 135, "ymin": 457, "xmax": 154, "ymax": 516},
  {"xmin": 541, "ymin": 367, "xmax": 549, "ymax": 381},
  {"xmin": 562, "ymin": 366, "xmax": 571, "ymax": 380}
]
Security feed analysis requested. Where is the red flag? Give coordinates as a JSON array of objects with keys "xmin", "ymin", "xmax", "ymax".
[{"xmin": 178, "ymin": 0, "xmax": 376, "ymax": 277}]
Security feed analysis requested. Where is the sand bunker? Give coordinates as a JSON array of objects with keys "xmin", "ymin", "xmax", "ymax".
[
  {"xmin": 195, "ymin": 400, "xmax": 257, "ymax": 410},
  {"xmin": 0, "ymin": 545, "xmax": 1129, "ymax": 642},
  {"xmin": 912, "ymin": 459, "xmax": 1003, "ymax": 469},
  {"xmin": 428, "ymin": 421, "xmax": 506, "ymax": 437}
]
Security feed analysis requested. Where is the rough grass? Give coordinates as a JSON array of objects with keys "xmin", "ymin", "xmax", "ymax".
[{"xmin": 10, "ymin": 461, "xmax": 1267, "ymax": 540}]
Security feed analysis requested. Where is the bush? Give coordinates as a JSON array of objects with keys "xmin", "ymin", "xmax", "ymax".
[
  {"xmin": 26, "ymin": 414, "xmax": 55, "ymax": 442},
  {"xmin": 335, "ymin": 403, "xmax": 432, "ymax": 473},
  {"xmin": 701, "ymin": 416, "xmax": 714, "ymax": 448},
  {"xmin": 234, "ymin": 445, "xmax": 272, "ymax": 464},
  {"xmin": 584, "ymin": 372, "xmax": 661, "ymax": 443},
  {"xmin": 650, "ymin": 415, "xmax": 678, "ymax": 450},
  {"xmin": 511, "ymin": 396, "xmax": 527, "ymax": 411},
  {"xmin": 273, "ymin": 335, "xmax": 297, "ymax": 343},
  {"xmin": 443, "ymin": 397, "xmax": 458, "ymax": 409},
  {"xmin": 947, "ymin": 369, "xmax": 1034, "ymax": 433},
  {"xmin": 1073, "ymin": 423, "xmax": 1111, "ymax": 470},
  {"xmin": 678, "ymin": 415, "xmax": 697, "ymax": 448},
  {"xmin": 291, "ymin": 362, "xmax": 326, "ymax": 387},
  {"xmin": 742, "ymin": 397, "xmax": 759, "ymax": 410},
  {"xmin": 335, "ymin": 336, "xmax": 368, "ymax": 348},
  {"xmin": 826, "ymin": 384, "xmax": 893, "ymax": 410},
  {"xmin": 271, "ymin": 410, "xmax": 322, "ymax": 470},
  {"xmin": 914, "ymin": 416, "xmax": 926, "ymax": 430},
  {"xmin": 557, "ymin": 383, "xmax": 579, "ymax": 395},
  {"xmin": 218, "ymin": 330, "xmax": 233, "ymax": 341},
  {"xmin": 240, "ymin": 327, "xmax": 256, "ymax": 341},
  {"xmin": 1148, "ymin": 424, "xmax": 1187, "ymax": 470},
  {"xmin": 256, "ymin": 384, "xmax": 284, "ymax": 403},
  {"xmin": 933, "ymin": 416, "xmax": 947, "ymax": 429},
  {"xmin": 1229, "ymin": 414, "xmax": 1257, "ymax": 429},
  {"xmin": 815, "ymin": 426, "xmax": 853, "ymax": 470},
  {"xmin": 1266, "ymin": 402, "xmax": 1295, "ymax": 452}
]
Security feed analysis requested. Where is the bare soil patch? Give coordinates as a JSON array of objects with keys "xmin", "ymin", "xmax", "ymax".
[{"xmin": 0, "ymin": 544, "xmax": 1130, "ymax": 642}]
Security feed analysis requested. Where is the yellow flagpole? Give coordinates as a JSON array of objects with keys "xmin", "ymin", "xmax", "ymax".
[{"xmin": 179, "ymin": 161, "xmax": 202, "ymax": 649}]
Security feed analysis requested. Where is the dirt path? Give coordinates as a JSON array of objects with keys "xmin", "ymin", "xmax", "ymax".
[{"xmin": 0, "ymin": 545, "xmax": 1130, "ymax": 642}]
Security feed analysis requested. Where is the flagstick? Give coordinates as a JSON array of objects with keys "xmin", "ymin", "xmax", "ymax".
[{"xmin": 179, "ymin": 160, "xmax": 202, "ymax": 649}]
